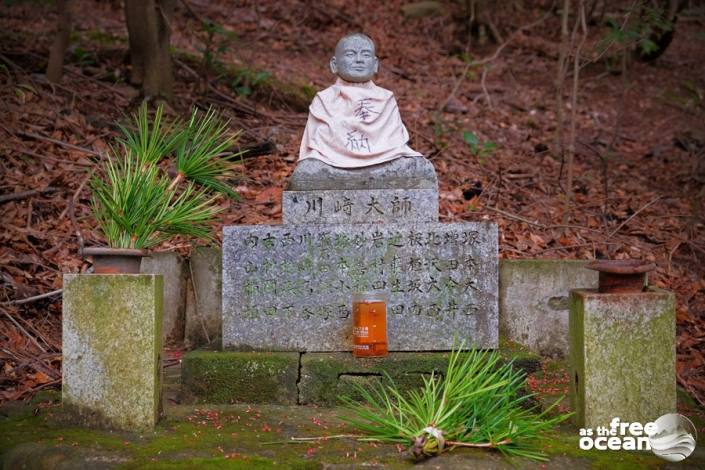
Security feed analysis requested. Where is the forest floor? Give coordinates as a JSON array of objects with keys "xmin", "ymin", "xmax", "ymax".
[{"xmin": 0, "ymin": 0, "xmax": 704, "ymax": 408}]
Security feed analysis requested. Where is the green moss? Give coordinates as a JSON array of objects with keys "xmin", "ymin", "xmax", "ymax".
[
  {"xmin": 62, "ymin": 274, "xmax": 163, "ymax": 431},
  {"xmin": 9, "ymin": 403, "xmax": 704, "ymax": 468},
  {"xmin": 570, "ymin": 289, "xmax": 676, "ymax": 428},
  {"xmin": 0, "ymin": 406, "xmax": 126, "ymax": 453},
  {"xmin": 498, "ymin": 338, "xmax": 542, "ymax": 374},
  {"xmin": 181, "ymin": 351, "xmax": 299, "ymax": 404},
  {"xmin": 126, "ymin": 455, "xmax": 319, "ymax": 469}
]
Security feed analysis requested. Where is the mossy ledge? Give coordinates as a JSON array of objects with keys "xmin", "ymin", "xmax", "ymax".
[
  {"xmin": 182, "ymin": 349, "xmax": 541, "ymax": 406},
  {"xmin": 181, "ymin": 351, "xmax": 299, "ymax": 405}
]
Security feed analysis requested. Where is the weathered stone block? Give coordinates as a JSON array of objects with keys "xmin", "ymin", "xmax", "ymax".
[
  {"xmin": 185, "ymin": 247, "xmax": 222, "ymax": 349},
  {"xmin": 300, "ymin": 350, "xmax": 541, "ymax": 406},
  {"xmin": 140, "ymin": 252, "xmax": 186, "ymax": 343},
  {"xmin": 282, "ymin": 188, "xmax": 438, "ymax": 224},
  {"xmin": 222, "ymin": 222, "xmax": 499, "ymax": 351},
  {"xmin": 299, "ymin": 352, "xmax": 451, "ymax": 406},
  {"xmin": 181, "ymin": 351, "xmax": 299, "ymax": 404},
  {"xmin": 62, "ymin": 274, "xmax": 163, "ymax": 432},
  {"xmin": 285, "ymin": 157, "xmax": 438, "ymax": 191},
  {"xmin": 499, "ymin": 260, "xmax": 598, "ymax": 357},
  {"xmin": 569, "ymin": 288, "xmax": 676, "ymax": 429},
  {"xmin": 283, "ymin": 158, "xmax": 439, "ymax": 225}
]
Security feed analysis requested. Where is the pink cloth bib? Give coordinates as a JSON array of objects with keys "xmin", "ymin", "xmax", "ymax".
[{"xmin": 299, "ymin": 79, "xmax": 422, "ymax": 168}]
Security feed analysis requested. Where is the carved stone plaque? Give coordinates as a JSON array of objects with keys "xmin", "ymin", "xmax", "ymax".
[{"xmin": 222, "ymin": 222, "xmax": 498, "ymax": 351}]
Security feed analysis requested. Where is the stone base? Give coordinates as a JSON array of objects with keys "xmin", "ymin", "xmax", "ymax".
[
  {"xmin": 285, "ymin": 157, "xmax": 438, "ymax": 191},
  {"xmin": 62, "ymin": 274, "xmax": 163, "ymax": 431},
  {"xmin": 181, "ymin": 351, "xmax": 299, "ymax": 405},
  {"xmin": 180, "ymin": 349, "xmax": 540, "ymax": 406},
  {"xmin": 283, "ymin": 157, "xmax": 439, "ymax": 225},
  {"xmin": 569, "ymin": 288, "xmax": 676, "ymax": 429}
]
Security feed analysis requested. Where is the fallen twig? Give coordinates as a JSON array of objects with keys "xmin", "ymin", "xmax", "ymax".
[
  {"xmin": 18, "ymin": 131, "xmax": 104, "ymax": 158},
  {"xmin": 59, "ymin": 170, "xmax": 93, "ymax": 219},
  {"xmin": 536, "ymin": 241, "xmax": 620, "ymax": 254},
  {"xmin": 0, "ymin": 187, "xmax": 62, "ymax": 204},
  {"xmin": 1, "ymin": 289, "xmax": 63, "ymax": 306},
  {"xmin": 0, "ymin": 306, "xmax": 47, "ymax": 352},
  {"xmin": 288, "ymin": 434, "xmax": 361, "ymax": 441},
  {"xmin": 606, "ymin": 196, "xmax": 662, "ymax": 239}
]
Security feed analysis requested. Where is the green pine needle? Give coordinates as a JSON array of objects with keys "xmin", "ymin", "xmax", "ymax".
[
  {"xmin": 341, "ymin": 345, "xmax": 571, "ymax": 462},
  {"xmin": 116, "ymin": 103, "xmax": 181, "ymax": 165},
  {"xmin": 175, "ymin": 106, "xmax": 242, "ymax": 199},
  {"xmin": 90, "ymin": 150, "xmax": 220, "ymax": 249}
]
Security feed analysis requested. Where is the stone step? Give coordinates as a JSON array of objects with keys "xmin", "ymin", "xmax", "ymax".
[{"xmin": 178, "ymin": 349, "xmax": 541, "ymax": 406}]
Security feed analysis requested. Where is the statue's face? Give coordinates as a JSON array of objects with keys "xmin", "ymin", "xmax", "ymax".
[{"xmin": 330, "ymin": 35, "xmax": 378, "ymax": 82}]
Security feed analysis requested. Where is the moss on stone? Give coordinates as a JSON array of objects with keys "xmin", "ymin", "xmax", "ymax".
[
  {"xmin": 181, "ymin": 351, "xmax": 299, "ymax": 405},
  {"xmin": 498, "ymin": 338, "xmax": 542, "ymax": 374},
  {"xmin": 5, "ymin": 401, "xmax": 705, "ymax": 468},
  {"xmin": 300, "ymin": 351, "xmax": 541, "ymax": 406},
  {"xmin": 62, "ymin": 274, "xmax": 163, "ymax": 432},
  {"xmin": 299, "ymin": 352, "xmax": 451, "ymax": 406},
  {"xmin": 570, "ymin": 288, "xmax": 676, "ymax": 428}
]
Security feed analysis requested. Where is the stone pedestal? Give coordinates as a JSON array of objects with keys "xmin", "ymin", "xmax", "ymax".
[
  {"xmin": 569, "ymin": 288, "xmax": 676, "ymax": 429},
  {"xmin": 223, "ymin": 156, "xmax": 499, "ymax": 352},
  {"xmin": 283, "ymin": 157, "xmax": 438, "ymax": 224},
  {"xmin": 62, "ymin": 274, "xmax": 163, "ymax": 431}
]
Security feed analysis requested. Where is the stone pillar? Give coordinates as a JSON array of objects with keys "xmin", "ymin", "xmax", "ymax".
[
  {"xmin": 569, "ymin": 288, "xmax": 676, "ymax": 429},
  {"xmin": 62, "ymin": 274, "xmax": 163, "ymax": 431}
]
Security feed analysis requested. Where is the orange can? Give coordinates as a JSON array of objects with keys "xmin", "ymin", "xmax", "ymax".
[{"xmin": 352, "ymin": 292, "xmax": 389, "ymax": 357}]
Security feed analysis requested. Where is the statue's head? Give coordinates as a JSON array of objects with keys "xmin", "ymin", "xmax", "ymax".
[{"xmin": 330, "ymin": 33, "xmax": 378, "ymax": 83}]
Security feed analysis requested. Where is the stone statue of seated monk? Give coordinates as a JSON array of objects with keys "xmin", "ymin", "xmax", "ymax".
[{"xmin": 288, "ymin": 33, "xmax": 437, "ymax": 193}]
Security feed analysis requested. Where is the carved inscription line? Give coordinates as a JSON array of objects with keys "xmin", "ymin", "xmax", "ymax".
[
  {"xmin": 243, "ymin": 229, "xmax": 481, "ymax": 250},
  {"xmin": 240, "ymin": 301, "xmax": 480, "ymax": 321},
  {"xmin": 302, "ymin": 194, "xmax": 415, "ymax": 218}
]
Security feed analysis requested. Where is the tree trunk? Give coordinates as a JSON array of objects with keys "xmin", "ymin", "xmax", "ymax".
[
  {"xmin": 124, "ymin": 0, "xmax": 176, "ymax": 101},
  {"xmin": 46, "ymin": 0, "xmax": 73, "ymax": 83}
]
